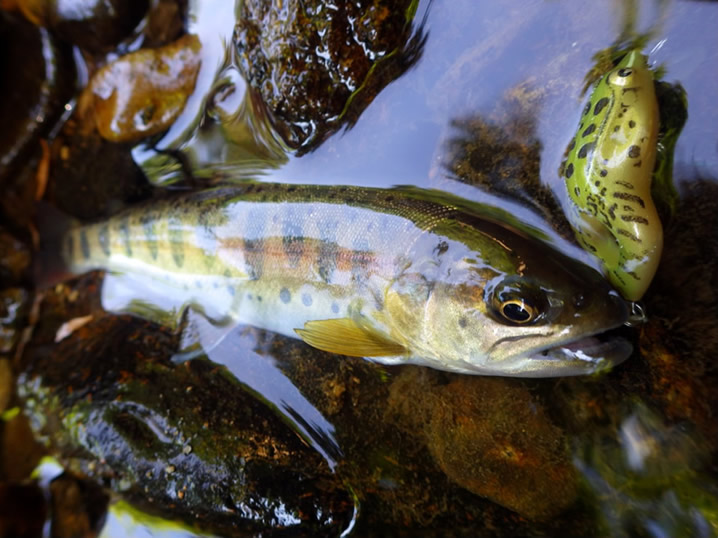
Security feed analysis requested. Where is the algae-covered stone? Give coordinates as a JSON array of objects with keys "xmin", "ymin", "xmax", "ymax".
[
  {"xmin": 90, "ymin": 34, "xmax": 202, "ymax": 143},
  {"xmin": 18, "ymin": 313, "xmax": 354, "ymax": 536},
  {"xmin": 234, "ymin": 0, "xmax": 426, "ymax": 152}
]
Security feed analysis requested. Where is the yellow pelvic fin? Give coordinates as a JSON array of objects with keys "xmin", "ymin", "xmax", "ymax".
[{"xmin": 295, "ymin": 318, "xmax": 407, "ymax": 358}]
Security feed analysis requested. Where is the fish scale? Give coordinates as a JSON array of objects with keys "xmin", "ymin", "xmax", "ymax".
[{"xmin": 58, "ymin": 181, "xmax": 631, "ymax": 377}]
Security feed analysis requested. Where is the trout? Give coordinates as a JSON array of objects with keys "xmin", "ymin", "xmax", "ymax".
[{"xmin": 53, "ymin": 182, "xmax": 632, "ymax": 377}]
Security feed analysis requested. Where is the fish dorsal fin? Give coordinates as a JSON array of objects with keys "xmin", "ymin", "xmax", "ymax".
[{"xmin": 295, "ymin": 318, "xmax": 407, "ymax": 358}]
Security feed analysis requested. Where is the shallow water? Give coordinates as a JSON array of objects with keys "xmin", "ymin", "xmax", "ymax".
[{"xmin": 7, "ymin": 0, "xmax": 718, "ymax": 535}]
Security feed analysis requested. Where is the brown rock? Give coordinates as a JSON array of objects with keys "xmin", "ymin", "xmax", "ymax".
[{"xmin": 90, "ymin": 34, "xmax": 202, "ymax": 143}]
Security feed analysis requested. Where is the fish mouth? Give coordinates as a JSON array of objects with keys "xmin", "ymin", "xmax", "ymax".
[{"xmin": 530, "ymin": 329, "xmax": 633, "ymax": 370}]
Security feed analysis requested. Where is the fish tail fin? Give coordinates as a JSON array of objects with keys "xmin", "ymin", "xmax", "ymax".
[{"xmin": 34, "ymin": 202, "xmax": 81, "ymax": 289}]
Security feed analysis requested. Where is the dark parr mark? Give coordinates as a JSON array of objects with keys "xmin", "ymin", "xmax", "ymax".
[
  {"xmin": 593, "ymin": 97, "xmax": 609, "ymax": 115},
  {"xmin": 301, "ymin": 293, "xmax": 313, "ymax": 307},
  {"xmin": 280, "ymin": 287, "xmax": 291, "ymax": 304},
  {"xmin": 98, "ymin": 224, "xmax": 110, "ymax": 257},
  {"xmin": 118, "ymin": 216, "xmax": 132, "ymax": 257},
  {"xmin": 628, "ymin": 145, "xmax": 641, "ymax": 158},
  {"xmin": 168, "ymin": 219, "xmax": 184, "ymax": 268},
  {"xmin": 282, "ymin": 210, "xmax": 305, "ymax": 268},
  {"xmin": 331, "ymin": 302, "xmax": 340, "ymax": 314},
  {"xmin": 139, "ymin": 213, "xmax": 158, "ymax": 260},
  {"xmin": 80, "ymin": 230, "xmax": 90, "ymax": 260},
  {"xmin": 582, "ymin": 124, "xmax": 596, "ymax": 137},
  {"xmin": 620, "ymin": 215, "xmax": 649, "ymax": 225},
  {"xmin": 565, "ymin": 163, "xmax": 574, "ymax": 179},
  {"xmin": 577, "ymin": 142, "xmax": 595, "ymax": 159},
  {"xmin": 613, "ymin": 191, "xmax": 645, "ymax": 208}
]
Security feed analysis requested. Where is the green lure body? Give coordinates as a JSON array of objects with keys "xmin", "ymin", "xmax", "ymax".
[{"xmin": 562, "ymin": 50, "xmax": 661, "ymax": 301}]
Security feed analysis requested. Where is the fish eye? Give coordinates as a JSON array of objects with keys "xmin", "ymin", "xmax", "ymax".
[
  {"xmin": 487, "ymin": 278, "xmax": 546, "ymax": 326},
  {"xmin": 500, "ymin": 299, "xmax": 536, "ymax": 324}
]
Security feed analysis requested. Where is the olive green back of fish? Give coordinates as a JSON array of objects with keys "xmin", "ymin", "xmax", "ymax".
[{"xmin": 561, "ymin": 50, "xmax": 662, "ymax": 301}]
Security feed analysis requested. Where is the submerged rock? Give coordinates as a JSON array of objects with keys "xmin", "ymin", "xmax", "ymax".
[
  {"xmin": 18, "ymin": 307, "xmax": 355, "ymax": 536},
  {"xmin": 234, "ymin": 0, "xmax": 427, "ymax": 152},
  {"xmin": 0, "ymin": 11, "xmax": 75, "ymax": 187},
  {"xmin": 14, "ymin": 0, "xmax": 148, "ymax": 52},
  {"xmin": 89, "ymin": 34, "xmax": 202, "ymax": 143}
]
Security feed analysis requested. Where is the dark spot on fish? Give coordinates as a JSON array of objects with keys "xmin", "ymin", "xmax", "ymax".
[
  {"xmin": 625, "ymin": 270, "xmax": 641, "ymax": 281},
  {"xmin": 621, "ymin": 215, "xmax": 649, "ymax": 224},
  {"xmin": 583, "ymin": 102, "xmax": 591, "ymax": 115},
  {"xmin": 247, "ymin": 293, "xmax": 253, "ymax": 299},
  {"xmin": 287, "ymin": 186, "xmax": 297, "ymax": 193},
  {"xmin": 593, "ymin": 97, "xmax": 609, "ymax": 115},
  {"xmin": 628, "ymin": 120, "xmax": 636, "ymax": 128},
  {"xmin": 139, "ymin": 213, "xmax": 158, "ymax": 260},
  {"xmin": 613, "ymin": 126, "xmax": 620, "ymax": 133},
  {"xmin": 600, "ymin": 169, "xmax": 608, "ymax": 177},
  {"xmin": 574, "ymin": 186, "xmax": 581, "ymax": 197},
  {"xmin": 567, "ymin": 139, "xmax": 576, "ymax": 152},
  {"xmin": 617, "ymin": 229, "xmax": 642, "ymax": 243},
  {"xmin": 227, "ymin": 286, "xmax": 235, "ymax": 296},
  {"xmin": 616, "ymin": 180, "xmax": 634, "ymax": 190},
  {"xmin": 623, "ymin": 205, "xmax": 633, "ymax": 212},
  {"xmin": 213, "ymin": 281, "xmax": 219, "ymax": 289},
  {"xmin": 594, "ymin": 180, "xmax": 601, "ymax": 187},
  {"xmin": 98, "ymin": 224, "xmax": 110, "ymax": 257},
  {"xmin": 257, "ymin": 295, "xmax": 263, "ymax": 302},
  {"xmin": 80, "ymin": 230, "xmax": 90, "ymax": 260},
  {"xmin": 331, "ymin": 302, "xmax": 340, "ymax": 314},
  {"xmin": 280, "ymin": 287, "xmax": 291, "ymax": 304},
  {"xmin": 385, "ymin": 195, "xmax": 395, "ymax": 203},
  {"xmin": 628, "ymin": 145, "xmax": 641, "ymax": 158},
  {"xmin": 600, "ymin": 187, "xmax": 607, "ymax": 196},
  {"xmin": 434, "ymin": 241, "xmax": 449, "ymax": 256},
  {"xmin": 195, "ymin": 280, "xmax": 202, "ymax": 288},
  {"xmin": 119, "ymin": 216, "xmax": 132, "ymax": 257},
  {"xmin": 302, "ymin": 293, "xmax": 313, "ymax": 307},
  {"xmin": 577, "ymin": 142, "xmax": 595, "ymax": 159},
  {"xmin": 613, "ymin": 192, "xmax": 645, "ymax": 208},
  {"xmin": 633, "ymin": 160, "xmax": 642, "ymax": 168},
  {"xmin": 565, "ymin": 163, "xmax": 574, "ymax": 178},
  {"xmin": 582, "ymin": 124, "xmax": 596, "ymax": 137},
  {"xmin": 458, "ymin": 317, "xmax": 468, "ymax": 329}
]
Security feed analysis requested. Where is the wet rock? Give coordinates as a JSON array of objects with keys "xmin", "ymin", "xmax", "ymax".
[
  {"xmin": 18, "ymin": 312, "xmax": 355, "ymax": 536},
  {"xmin": 143, "ymin": 0, "xmax": 186, "ymax": 48},
  {"xmin": 50, "ymin": 474, "xmax": 109, "ymax": 538},
  {"xmin": 0, "ymin": 288, "xmax": 30, "ymax": 354},
  {"xmin": 387, "ymin": 370, "xmax": 579, "ymax": 521},
  {"xmin": 0, "ymin": 358, "xmax": 11, "ymax": 414},
  {"xmin": 0, "ymin": 11, "xmax": 75, "ymax": 187},
  {"xmin": 16, "ymin": 0, "xmax": 148, "ymax": 52},
  {"xmin": 0, "ymin": 228, "xmax": 31, "ymax": 285},
  {"xmin": 234, "ymin": 0, "xmax": 427, "ymax": 152},
  {"xmin": 0, "ymin": 482, "xmax": 46, "ymax": 537},
  {"xmin": 0, "ymin": 412, "xmax": 45, "ymax": 482},
  {"xmin": 48, "ymin": 132, "xmax": 153, "ymax": 220},
  {"xmin": 89, "ymin": 34, "xmax": 202, "ymax": 143}
]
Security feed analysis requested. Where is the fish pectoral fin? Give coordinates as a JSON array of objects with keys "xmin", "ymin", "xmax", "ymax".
[{"xmin": 295, "ymin": 318, "xmax": 407, "ymax": 358}]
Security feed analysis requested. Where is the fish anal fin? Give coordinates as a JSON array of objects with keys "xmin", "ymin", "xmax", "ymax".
[{"xmin": 295, "ymin": 318, "xmax": 407, "ymax": 358}]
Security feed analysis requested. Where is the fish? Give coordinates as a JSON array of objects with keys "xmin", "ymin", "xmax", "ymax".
[
  {"xmin": 52, "ymin": 181, "xmax": 632, "ymax": 377},
  {"xmin": 561, "ymin": 50, "xmax": 662, "ymax": 301}
]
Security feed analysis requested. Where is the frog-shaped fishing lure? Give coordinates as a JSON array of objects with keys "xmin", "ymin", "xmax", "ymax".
[{"xmin": 562, "ymin": 50, "xmax": 661, "ymax": 301}]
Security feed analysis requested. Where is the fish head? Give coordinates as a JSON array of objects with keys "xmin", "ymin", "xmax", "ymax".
[{"xmin": 385, "ymin": 237, "xmax": 632, "ymax": 377}]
